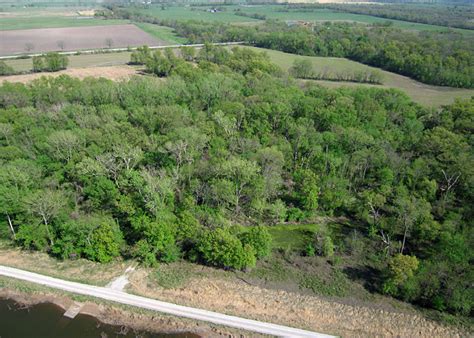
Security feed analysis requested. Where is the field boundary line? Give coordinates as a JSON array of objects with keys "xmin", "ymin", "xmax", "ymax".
[{"xmin": 0, "ymin": 42, "xmax": 244, "ymax": 60}]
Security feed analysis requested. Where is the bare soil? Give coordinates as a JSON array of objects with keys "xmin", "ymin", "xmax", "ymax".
[
  {"xmin": 0, "ymin": 65, "xmax": 139, "ymax": 84},
  {"xmin": 0, "ymin": 24, "xmax": 163, "ymax": 56}
]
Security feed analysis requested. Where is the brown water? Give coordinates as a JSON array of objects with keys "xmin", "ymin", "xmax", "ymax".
[{"xmin": 0, "ymin": 298, "xmax": 199, "ymax": 338}]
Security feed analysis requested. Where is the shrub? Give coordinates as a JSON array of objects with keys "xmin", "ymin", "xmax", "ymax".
[
  {"xmin": 383, "ymin": 254, "xmax": 419, "ymax": 295},
  {"xmin": 240, "ymin": 226, "xmax": 272, "ymax": 259},
  {"xmin": 130, "ymin": 45, "xmax": 152, "ymax": 65},
  {"xmin": 32, "ymin": 52, "xmax": 68, "ymax": 72},
  {"xmin": 198, "ymin": 228, "xmax": 256, "ymax": 270},
  {"xmin": 0, "ymin": 61, "xmax": 15, "ymax": 76}
]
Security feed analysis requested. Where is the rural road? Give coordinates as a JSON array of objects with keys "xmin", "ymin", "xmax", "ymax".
[
  {"xmin": 0, "ymin": 265, "xmax": 335, "ymax": 338},
  {"xmin": 0, "ymin": 42, "xmax": 244, "ymax": 60}
]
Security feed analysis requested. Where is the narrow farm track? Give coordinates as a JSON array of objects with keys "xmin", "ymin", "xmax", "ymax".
[{"xmin": 0, "ymin": 265, "xmax": 335, "ymax": 338}]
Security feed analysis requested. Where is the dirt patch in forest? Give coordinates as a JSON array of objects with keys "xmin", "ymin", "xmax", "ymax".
[
  {"xmin": 0, "ymin": 65, "xmax": 139, "ymax": 84},
  {"xmin": 128, "ymin": 267, "xmax": 467, "ymax": 338}
]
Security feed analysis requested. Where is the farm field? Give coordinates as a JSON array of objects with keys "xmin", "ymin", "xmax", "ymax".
[
  {"xmin": 134, "ymin": 23, "xmax": 188, "ymax": 45},
  {"xmin": 249, "ymin": 47, "xmax": 474, "ymax": 107},
  {"xmin": 0, "ymin": 17, "xmax": 129, "ymax": 30},
  {"xmin": 141, "ymin": 5, "xmax": 473, "ymax": 35},
  {"xmin": 134, "ymin": 6, "xmax": 259, "ymax": 23},
  {"xmin": 0, "ymin": 24, "xmax": 163, "ymax": 56}
]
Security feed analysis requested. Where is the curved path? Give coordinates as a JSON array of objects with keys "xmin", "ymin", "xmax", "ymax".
[{"xmin": 0, "ymin": 265, "xmax": 335, "ymax": 338}]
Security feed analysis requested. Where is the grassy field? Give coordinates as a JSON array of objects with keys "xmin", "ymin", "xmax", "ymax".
[
  {"xmin": 234, "ymin": 5, "xmax": 474, "ymax": 35},
  {"xmin": 136, "ymin": 6, "xmax": 258, "ymax": 23},
  {"xmin": 4, "ymin": 52, "xmax": 133, "ymax": 71},
  {"xmin": 140, "ymin": 5, "xmax": 473, "ymax": 35},
  {"xmin": 250, "ymin": 47, "xmax": 474, "ymax": 107},
  {"xmin": 0, "ymin": 17, "xmax": 129, "ymax": 30},
  {"xmin": 134, "ymin": 22, "xmax": 187, "ymax": 45}
]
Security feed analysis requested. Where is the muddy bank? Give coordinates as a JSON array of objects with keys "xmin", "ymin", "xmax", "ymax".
[{"xmin": 0, "ymin": 288, "xmax": 250, "ymax": 338}]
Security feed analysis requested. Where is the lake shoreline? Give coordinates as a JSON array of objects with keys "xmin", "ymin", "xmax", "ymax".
[{"xmin": 0, "ymin": 287, "xmax": 238, "ymax": 337}]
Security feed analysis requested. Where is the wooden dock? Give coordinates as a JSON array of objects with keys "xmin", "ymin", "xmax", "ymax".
[{"xmin": 63, "ymin": 301, "xmax": 84, "ymax": 319}]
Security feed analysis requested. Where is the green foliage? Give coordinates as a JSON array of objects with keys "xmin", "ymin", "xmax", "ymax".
[
  {"xmin": 239, "ymin": 226, "xmax": 272, "ymax": 259},
  {"xmin": 32, "ymin": 52, "xmax": 68, "ymax": 72},
  {"xmin": 131, "ymin": 215, "xmax": 179, "ymax": 265},
  {"xmin": 198, "ymin": 228, "xmax": 256, "ymax": 270},
  {"xmin": 299, "ymin": 269, "xmax": 350, "ymax": 297},
  {"xmin": 130, "ymin": 45, "xmax": 152, "ymax": 65},
  {"xmin": 383, "ymin": 254, "xmax": 419, "ymax": 296},
  {"xmin": 0, "ymin": 61, "xmax": 16, "ymax": 76},
  {"xmin": 0, "ymin": 48, "xmax": 472, "ymax": 317},
  {"xmin": 290, "ymin": 58, "xmax": 313, "ymax": 78},
  {"xmin": 83, "ymin": 216, "xmax": 123, "ymax": 263}
]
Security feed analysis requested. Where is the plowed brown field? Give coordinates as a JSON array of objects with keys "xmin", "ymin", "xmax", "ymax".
[{"xmin": 0, "ymin": 24, "xmax": 163, "ymax": 56}]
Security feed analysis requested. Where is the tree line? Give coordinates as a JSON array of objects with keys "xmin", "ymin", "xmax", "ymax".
[
  {"xmin": 0, "ymin": 46, "xmax": 472, "ymax": 317},
  {"xmin": 290, "ymin": 58, "xmax": 384, "ymax": 84},
  {"xmin": 0, "ymin": 53, "xmax": 68, "ymax": 77},
  {"xmin": 97, "ymin": 7, "xmax": 474, "ymax": 88}
]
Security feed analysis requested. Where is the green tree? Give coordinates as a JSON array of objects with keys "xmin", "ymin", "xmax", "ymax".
[
  {"xmin": 239, "ymin": 226, "xmax": 272, "ymax": 259},
  {"xmin": 383, "ymin": 254, "xmax": 419, "ymax": 296},
  {"xmin": 83, "ymin": 215, "xmax": 123, "ymax": 263},
  {"xmin": 198, "ymin": 228, "xmax": 256, "ymax": 270},
  {"xmin": 289, "ymin": 58, "xmax": 313, "ymax": 79}
]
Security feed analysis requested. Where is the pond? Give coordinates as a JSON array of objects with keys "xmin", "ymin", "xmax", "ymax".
[{"xmin": 0, "ymin": 298, "xmax": 199, "ymax": 338}]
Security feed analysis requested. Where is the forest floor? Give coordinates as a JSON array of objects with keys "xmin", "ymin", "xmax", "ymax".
[{"xmin": 0, "ymin": 240, "xmax": 469, "ymax": 338}]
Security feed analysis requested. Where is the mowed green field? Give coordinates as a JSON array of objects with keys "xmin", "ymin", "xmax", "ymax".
[
  {"xmin": 136, "ymin": 6, "xmax": 258, "ymax": 23},
  {"xmin": 4, "ymin": 52, "xmax": 133, "ymax": 71},
  {"xmin": 249, "ymin": 47, "xmax": 474, "ymax": 107},
  {"xmin": 0, "ymin": 17, "xmax": 129, "ymax": 30},
  {"xmin": 234, "ymin": 5, "xmax": 474, "ymax": 35},
  {"xmin": 141, "ymin": 5, "xmax": 473, "ymax": 35},
  {"xmin": 134, "ymin": 23, "xmax": 188, "ymax": 45}
]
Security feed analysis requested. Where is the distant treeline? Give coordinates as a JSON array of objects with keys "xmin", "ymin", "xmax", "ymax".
[
  {"xmin": 98, "ymin": 7, "xmax": 474, "ymax": 88},
  {"xmin": 294, "ymin": 3, "xmax": 474, "ymax": 30},
  {"xmin": 234, "ymin": 9, "xmax": 267, "ymax": 20}
]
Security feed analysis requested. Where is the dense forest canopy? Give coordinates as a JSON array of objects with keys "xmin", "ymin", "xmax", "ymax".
[
  {"xmin": 0, "ymin": 47, "xmax": 473, "ymax": 316},
  {"xmin": 99, "ymin": 7, "xmax": 474, "ymax": 88}
]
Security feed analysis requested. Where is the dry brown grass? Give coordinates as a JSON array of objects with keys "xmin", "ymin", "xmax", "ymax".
[
  {"xmin": 0, "ymin": 244, "xmax": 126, "ymax": 286},
  {"xmin": 0, "ymin": 65, "xmax": 139, "ymax": 84},
  {"xmin": 127, "ymin": 262, "xmax": 467, "ymax": 338}
]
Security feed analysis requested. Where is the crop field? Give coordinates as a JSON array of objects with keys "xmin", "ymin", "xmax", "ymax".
[
  {"xmin": 141, "ymin": 5, "xmax": 473, "ymax": 35},
  {"xmin": 0, "ymin": 16, "xmax": 129, "ymax": 30},
  {"xmin": 0, "ymin": 24, "xmax": 163, "ymax": 56},
  {"xmin": 250, "ymin": 47, "xmax": 474, "ymax": 107},
  {"xmin": 234, "ymin": 5, "xmax": 474, "ymax": 34},
  {"xmin": 134, "ymin": 23, "xmax": 187, "ymax": 45},
  {"xmin": 135, "ymin": 6, "xmax": 259, "ymax": 23}
]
